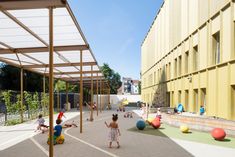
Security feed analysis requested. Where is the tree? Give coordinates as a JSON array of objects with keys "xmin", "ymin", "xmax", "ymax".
[
  {"xmin": 0, "ymin": 64, "xmax": 45, "ymax": 92},
  {"xmin": 100, "ymin": 63, "xmax": 122, "ymax": 94}
]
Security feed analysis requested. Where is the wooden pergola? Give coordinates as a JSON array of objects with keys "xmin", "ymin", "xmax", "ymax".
[{"xmin": 0, "ymin": 0, "xmax": 110, "ymax": 156}]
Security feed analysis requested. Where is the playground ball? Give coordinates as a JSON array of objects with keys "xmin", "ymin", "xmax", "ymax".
[
  {"xmin": 154, "ymin": 117, "xmax": 161, "ymax": 122},
  {"xmin": 136, "ymin": 120, "xmax": 146, "ymax": 130},
  {"xmin": 211, "ymin": 128, "xmax": 226, "ymax": 141},
  {"xmin": 146, "ymin": 117, "xmax": 154, "ymax": 125},
  {"xmin": 151, "ymin": 119, "xmax": 161, "ymax": 129},
  {"xmin": 180, "ymin": 125, "xmax": 189, "ymax": 133}
]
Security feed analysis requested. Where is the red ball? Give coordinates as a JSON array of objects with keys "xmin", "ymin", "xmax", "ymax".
[
  {"xmin": 155, "ymin": 117, "xmax": 161, "ymax": 122},
  {"xmin": 151, "ymin": 119, "xmax": 161, "ymax": 129},
  {"xmin": 211, "ymin": 128, "xmax": 226, "ymax": 141}
]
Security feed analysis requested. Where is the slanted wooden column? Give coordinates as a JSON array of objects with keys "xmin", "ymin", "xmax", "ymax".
[
  {"xmin": 79, "ymin": 50, "xmax": 83, "ymax": 133},
  {"xmin": 100, "ymin": 80, "xmax": 102, "ymax": 113},
  {"xmin": 43, "ymin": 75, "xmax": 46, "ymax": 115},
  {"xmin": 90, "ymin": 65, "xmax": 94, "ymax": 121},
  {"xmin": 48, "ymin": 7, "xmax": 54, "ymax": 157},
  {"xmin": 108, "ymin": 87, "xmax": 110, "ymax": 109},
  {"xmin": 66, "ymin": 82, "xmax": 68, "ymax": 110},
  {"xmin": 96, "ymin": 74, "xmax": 99, "ymax": 116},
  {"xmin": 57, "ymin": 82, "xmax": 60, "ymax": 111},
  {"xmin": 20, "ymin": 68, "xmax": 23, "ymax": 123}
]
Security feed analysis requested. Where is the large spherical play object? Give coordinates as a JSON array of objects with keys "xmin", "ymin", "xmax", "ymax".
[
  {"xmin": 136, "ymin": 120, "xmax": 146, "ymax": 130},
  {"xmin": 211, "ymin": 128, "xmax": 226, "ymax": 141},
  {"xmin": 146, "ymin": 117, "xmax": 154, "ymax": 125},
  {"xmin": 151, "ymin": 119, "xmax": 161, "ymax": 129},
  {"xmin": 180, "ymin": 125, "xmax": 189, "ymax": 133}
]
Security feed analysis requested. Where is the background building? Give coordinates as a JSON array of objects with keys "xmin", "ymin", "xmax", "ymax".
[
  {"xmin": 141, "ymin": 0, "xmax": 235, "ymax": 120},
  {"xmin": 118, "ymin": 77, "xmax": 139, "ymax": 95}
]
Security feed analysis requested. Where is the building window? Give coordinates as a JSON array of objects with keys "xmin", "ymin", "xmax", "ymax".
[
  {"xmin": 166, "ymin": 92, "xmax": 170, "ymax": 106},
  {"xmin": 166, "ymin": 64, "xmax": 168, "ymax": 80},
  {"xmin": 201, "ymin": 88, "xmax": 206, "ymax": 113},
  {"xmin": 169, "ymin": 62, "xmax": 171, "ymax": 80},
  {"xmin": 174, "ymin": 58, "xmax": 177, "ymax": 77},
  {"xmin": 179, "ymin": 55, "xmax": 182, "ymax": 76},
  {"xmin": 193, "ymin": 46, "xmax": 198, "ymax": 71},
  {"xmin": 185, "ymin": 90, "xmax": 189, "ymax": 111},
  {"xmin": 194, "ymin": 89, "xmax": 198, "ymax": 112},
  {"xmin": 185, "ymin": 51, "xmax": 189, "ymax": 74},
  {"xmin": 178, "ymin": 90, "xmax": 181, "ymax": 103},
  {"xmin": 212, "ymin": 31, "xmax": 220, "ymax": 64}
]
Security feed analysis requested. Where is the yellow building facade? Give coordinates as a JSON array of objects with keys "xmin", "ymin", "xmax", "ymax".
[{"xmin": 141, "ymin": 0, "xmax": 235, "ymax": 120}]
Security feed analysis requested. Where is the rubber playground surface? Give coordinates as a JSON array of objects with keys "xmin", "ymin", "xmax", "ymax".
[{"xmin": 129, "ymin": 123, "xmax": 235, "ymax": 149}]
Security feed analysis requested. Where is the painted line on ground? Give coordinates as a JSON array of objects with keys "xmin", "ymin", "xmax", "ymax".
[
  {"xmin": 64, "ymin": 128, "xmax": 119, "ymax": 157},
  {"xmin": 64, "ymin": 116, "xmax": 118, "ymax": 157},
  {"xmin": 30, "ymin": 137, "xmax": 49, "ymax": 157}
]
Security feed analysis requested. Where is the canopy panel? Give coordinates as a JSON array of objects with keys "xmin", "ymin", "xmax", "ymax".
[{"xmin": 0, "ymin": 0, "xmax": 106, "ymax": 84}]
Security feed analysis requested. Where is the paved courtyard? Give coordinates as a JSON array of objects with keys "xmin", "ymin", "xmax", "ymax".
[{"xmin": 0, "ymin": 108, "xmax": 234, "ymax": 157}]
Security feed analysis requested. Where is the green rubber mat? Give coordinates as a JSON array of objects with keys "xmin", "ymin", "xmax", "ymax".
[{"xmin": 128, "ymin": 123, "xmax": 235, "ymax": 149}]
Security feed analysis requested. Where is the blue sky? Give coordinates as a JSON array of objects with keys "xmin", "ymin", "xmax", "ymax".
[{"xmin": 68, "ymin": 0, "xmax": 163, "ymax": 80}]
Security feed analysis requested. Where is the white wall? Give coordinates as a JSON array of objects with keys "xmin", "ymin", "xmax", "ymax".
[{"xmin": 93, "ymin": 94, "xmax": 141, "ymax": 105}]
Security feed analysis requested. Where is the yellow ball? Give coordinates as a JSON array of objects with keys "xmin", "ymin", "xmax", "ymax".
[
  {"xmin": 180, "ymin": 125, "xmax": 189, "ymax": 133},
  {"xmin": 146, "ymin": 117, "xmax": 154, "ymax": 124}
]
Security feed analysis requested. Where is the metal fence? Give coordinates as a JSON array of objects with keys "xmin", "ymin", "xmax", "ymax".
[{"xmin": 0, "ymin": 91, "xmax": 79, "ymax": 126}]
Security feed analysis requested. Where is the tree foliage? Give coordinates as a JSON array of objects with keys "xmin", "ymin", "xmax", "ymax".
[
  {"xmin": 100, "ymin": 63, "xmax": 122, "ymax": 94},
  {"xmin": 0, "ymin": 64, "xmax": 45, "ymax": 92}
]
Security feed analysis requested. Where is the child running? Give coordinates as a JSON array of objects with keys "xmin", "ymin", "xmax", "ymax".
[{"xmin": 105, "ymin": 114, "xmax": 121, "ymax": 148}]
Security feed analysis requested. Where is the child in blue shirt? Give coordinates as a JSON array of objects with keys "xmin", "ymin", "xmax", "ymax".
[
  {"xmin": 200, "ymin": 106, "xmax": 205, "ymax": 115},
  {"xmin": 54, "ymin": 119, "xmax": 62, "ymax": 137}
]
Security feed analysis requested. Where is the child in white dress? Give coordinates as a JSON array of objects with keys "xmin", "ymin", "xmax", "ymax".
[{"xmin": 105, "ymin": 114, "xmax": 121, "ymax": 148}]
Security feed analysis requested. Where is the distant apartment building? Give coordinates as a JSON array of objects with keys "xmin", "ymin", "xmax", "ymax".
[
  {"xmin": 117, "ymin": 77, "xmax": 139, "ymax": 95},
  {"xmin": 141, "ymin": 0, "xmax": 235, "ymax": 120}
]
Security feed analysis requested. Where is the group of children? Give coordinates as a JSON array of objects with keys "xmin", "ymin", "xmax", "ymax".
[
  {"xmin": 35, "ymin": 110, "xmax": 77, "ymax": 136},
  {"xmin": 36, "ymin": 110, "xmax": 121, "ymax": 148}
]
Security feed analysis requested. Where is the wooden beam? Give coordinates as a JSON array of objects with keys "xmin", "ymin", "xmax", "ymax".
[
  {"xmin": 23, "ymin": 62, "xmax": 97, "ymax": 68},
  {"xmin": 0, "ymin": 0, "xmax": 66, "ymax": 10},
  {"xmin": 62, "ymin": 76, "xmax": 104, "ymax": 80},
  {"xmin": 0, "ymin": 45, "xmax": 89, "ymax": 54},
  {"xmin": 52, "ymin": 70, "xmax": 100, "ymax": 75}
]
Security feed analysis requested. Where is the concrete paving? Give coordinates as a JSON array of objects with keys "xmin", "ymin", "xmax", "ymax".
[
  {"xmin": 0, "ymin": 110, "xmax": 79, "ymax": 151},
  {"xmin": 0, "ymin": 108, "xmax": 234, "ymax": 157}
]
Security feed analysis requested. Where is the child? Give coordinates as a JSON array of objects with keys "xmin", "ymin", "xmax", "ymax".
[
  {"xmin": 200, "ymin": 106, "xmax": 205, "ymax": 115},
  {"xmin": 57, "ymin": 109, "xmax": 66, "ymax": 120},
  {"xmin": 54, "ymin": 119, "xmax": 63, "ymax": 138},
  {"xmin": 63, "ymin": 120, "xmax": 78, "ymax": 128},
  {"xmin": 104, "ymin": 114, "xmax": 121, "ymax": 148},
  {"xmin": 35, "ymin": 114, "xmax": 48, "ymax": 133}
]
